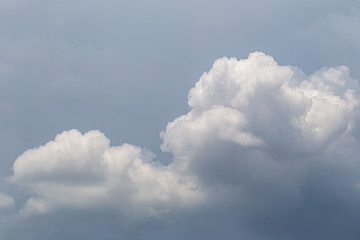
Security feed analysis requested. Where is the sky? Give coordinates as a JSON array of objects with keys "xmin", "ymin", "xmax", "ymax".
[{"xmin": 0, "ymin": 0, "xmax": 360, "ymax": 239}]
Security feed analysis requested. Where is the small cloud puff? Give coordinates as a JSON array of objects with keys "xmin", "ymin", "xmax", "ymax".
[{"xmin": 0, "ymin": 193, "xmax": 14, "ymax": 208}]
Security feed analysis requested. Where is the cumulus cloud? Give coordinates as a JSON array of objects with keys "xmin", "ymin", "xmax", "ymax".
[
  {"xmin": 0, "ymin": 192, "xmax": 14, "ymax": 208},
  {"xmin": 9, "ymin": 129, "xmax": 203, "ymax": 218},
  {"xmin": 159, "ymin": 52, "xmax": 360, "ymax": 238},
  {"xmin": 162, "ymin": 52, "xmax": 359, "ymax": 173},
  {"xmin": 7, "ymin": 52, "xmax": 360, "ymax": 239}
]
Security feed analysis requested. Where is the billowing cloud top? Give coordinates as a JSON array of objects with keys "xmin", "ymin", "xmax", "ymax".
[
  {"xmin": 163, "ymin": 52, "xmax": 359, "ymax": 156},
  {"xmin": 6, "ymin": 52, "xmax": 360, "ymax": 239}
]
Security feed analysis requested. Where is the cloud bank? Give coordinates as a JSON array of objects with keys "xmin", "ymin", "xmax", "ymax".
[
  {"xmin": 6, "ymin": 52, "xmax": 360, "ymax": 239},
  {"xmin": 9, "ymin": 129, "xmax": 202, "ymax": 218}
]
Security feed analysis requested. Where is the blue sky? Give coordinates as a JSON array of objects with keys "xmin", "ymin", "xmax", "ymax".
[{"xmin": 1, "ymin": 0, "xmax": 360, "ymax": 239}]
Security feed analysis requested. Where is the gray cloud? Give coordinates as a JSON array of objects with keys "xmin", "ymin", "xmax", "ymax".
[
  {"xmin": 289, "ymin": 8, "xmax": 360, "ymax": 78},
  {"xmin": 0, "ymin": 192, "xmax": 14, "ymax": 208}
]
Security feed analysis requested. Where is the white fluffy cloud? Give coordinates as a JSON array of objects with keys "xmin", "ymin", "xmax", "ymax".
[
  {"xmin": 9, "ymin": 129, "xmax": 203, "ymax": 218},
  {"xmin": 158, "ymin": 52, "xmax": 360, "ymax": 238},
  {"xmin": 162, "ymin": 52, "xmax": 359, "ymax": 165},
  {"xmin": 158, "ymin": 52, "xmax": 360, "ymax": 229}
]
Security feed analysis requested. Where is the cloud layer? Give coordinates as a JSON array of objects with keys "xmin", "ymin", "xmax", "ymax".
[{"xmin": 6, "ymin": 52, "xmax": 360, "ymax": 239}]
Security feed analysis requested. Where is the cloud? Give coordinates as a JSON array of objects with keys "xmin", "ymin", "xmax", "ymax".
[
  {"xmin": 290, "ymin": 8, "xmax": 360, "ymax": 79},
  {"xmin": 9, "ymin": 129, "xmax": 203, "ymax": 218},
  {"xmin": 295, "ymin": 8, "xmax": 360, "ymax": 51},
  {"xmin": 6, "ymin": 52, "xmax": 360, "ymax": 239},
  {"xmin": 160, "ymin": 52, "xmax": 360, "ymax": 238},
  {"xmin": 0, "ymin": 192, "xmax": 14, "ymax": 208},
  {"xmin": 162, "ymin": 52, "xmax": 359, "ymax": 176}
]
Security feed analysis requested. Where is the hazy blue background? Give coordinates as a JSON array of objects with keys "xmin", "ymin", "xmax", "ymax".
[{"xmin": 1, "ymin": 0, "xmax": 360, "ymax": 239}]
